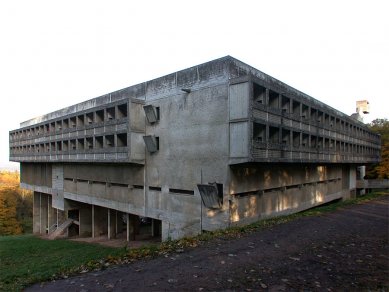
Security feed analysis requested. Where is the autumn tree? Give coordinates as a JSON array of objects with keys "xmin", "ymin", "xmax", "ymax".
[
  {"xmin": 0, "ymin": 186, "xmax": 23, "ymax": 235},
  {"xmin": 0, "ymin": 171, "xmax": 33, "ymax": 235},
  {"xmin": 365, "ymin": 118, "xmax": 389, "ymax": 179}
]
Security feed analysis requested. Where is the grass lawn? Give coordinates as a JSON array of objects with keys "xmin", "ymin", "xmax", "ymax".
[
  {"xmin": 0, "ymin": 191, "xmax": 387, "ymax": 291},
  {"xmin": 0, "ymin": 235, "xmax": 126, "ymax": 291}
]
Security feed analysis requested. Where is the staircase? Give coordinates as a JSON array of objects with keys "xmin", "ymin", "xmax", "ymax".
[{"xmin": 48, "ymin": 218, "xmax": 74, "ymax": 240}]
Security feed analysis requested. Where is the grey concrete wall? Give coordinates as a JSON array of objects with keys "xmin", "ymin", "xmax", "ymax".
[
  {"xmin": 52, "ymin": 164, "xmax": 64, "ymax": 210},
  {"xmin": 63, "ymin": 164, "xmax": 144, "ymax": 185},
  {"xmin": 21, "ymin": 163, "xmax": 52, "ymax": 187},
  {"xmin": 144, "ymin": 83, "xmax": 231, "ymax": 237},
  {"xmin": 228, "ymin": 164, "xmax": 345, "ymax": 225}
]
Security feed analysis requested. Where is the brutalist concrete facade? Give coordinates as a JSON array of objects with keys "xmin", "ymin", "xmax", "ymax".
[{"xmin": 9, "ymin": 56, "xmax": 381, "ymax": 241}]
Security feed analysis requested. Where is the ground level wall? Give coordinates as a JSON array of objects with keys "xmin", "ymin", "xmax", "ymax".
[
  {"xmin": 27, "ymin": 163, "xmax": 357, "ymax": 241},
  {"xmin": 228, "ymin": 164, "xmax": 356, "ymax": 225}
]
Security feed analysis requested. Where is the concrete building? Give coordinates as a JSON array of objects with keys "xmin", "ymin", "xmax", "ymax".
[{"xmin": 9, "ymin": 56, "xmax": 381, "ymax": 242}]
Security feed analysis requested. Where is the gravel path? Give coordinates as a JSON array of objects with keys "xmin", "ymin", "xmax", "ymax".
[{"xmin": 26, "ymin": 195, "xmax": 389, "ymax": 291}]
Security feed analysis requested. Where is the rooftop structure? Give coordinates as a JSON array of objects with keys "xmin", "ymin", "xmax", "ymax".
[{"xmin": 9, "ymin": 56, "xmax": 381, "ymax": 241}]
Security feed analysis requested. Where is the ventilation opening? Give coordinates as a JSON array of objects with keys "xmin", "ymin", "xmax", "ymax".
[
  {"xmin": 169, "ymin": 188, "xmax": 194, "ymax": 195},
  {"xmin": 149, "ymin": 186, "xmax": 161, "ymax": 191},
  {"xmin": 109, "ymin": 182, "xmax": 128, "ymax": 188}
]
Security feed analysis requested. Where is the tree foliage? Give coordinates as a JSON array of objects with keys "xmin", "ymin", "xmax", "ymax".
[
  {"xmin": 0, "ymin": 186, "xmax": 23, "ymax": 235},
  {"xmin": 0, "ymin": 171, "xmax": 33, "ymax": 235},
  {"xmin": 365, "ymin": 118, "xmax": 389, "ymax": 179}
]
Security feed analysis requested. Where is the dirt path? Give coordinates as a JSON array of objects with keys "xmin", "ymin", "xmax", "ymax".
[{"xmin": 26, "ymin": 196, "xmax": 389, "ymax": 291}]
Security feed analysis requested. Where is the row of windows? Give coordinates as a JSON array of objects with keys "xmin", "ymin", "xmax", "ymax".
[
  {"xmin": 253, "ymin": 122, "xmax": 379, "ymax": 155},
  {"xmin": 10, "ymin": 133, "xmax": 128, "ymax": 154},
  {"xmin": 10, "ymin": 103, "xmax": 128, "ymax": 141},
  {"xmin": 252, "ymin": 82, "xmax": 378, "ymax": 142}
]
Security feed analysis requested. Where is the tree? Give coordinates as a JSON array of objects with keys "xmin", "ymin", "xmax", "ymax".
[
  {"xmin": 365, "ymin": 118, "xmax": 389, "ymax": 179},
  {"xmin": 0, "ymin": 186, "xmax": 22, "ymax": 235},
  {"xmin": 0, "ymin": 171, "xmax": 33, "ymax": 234}
]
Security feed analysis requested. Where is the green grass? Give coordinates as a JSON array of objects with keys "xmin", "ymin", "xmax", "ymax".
[
  {"xmin": 0, "ymin": 191, "xmax": 387, "ymax": 291},
  {"xmin": 0, "ymin": 235, "xmax": 126, "ymax": 291}
]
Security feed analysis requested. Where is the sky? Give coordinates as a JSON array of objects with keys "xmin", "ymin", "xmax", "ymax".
[{"xmin": 1, "ymin": 0, "xmax": 388, "ymax": 170}]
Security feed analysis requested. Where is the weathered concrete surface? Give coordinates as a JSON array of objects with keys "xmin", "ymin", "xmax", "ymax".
[
  {"xmin": 26, "ymin": 195, "xmax": 389, "ymax": 291},
  {"xmin": 11, "ymin": 56, "xmax": 382, "ymax": 241}
]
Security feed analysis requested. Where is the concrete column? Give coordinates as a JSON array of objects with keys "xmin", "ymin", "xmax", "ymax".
[
  {"xmin": 33, "ymin": 192, "xmax": 40, "ymax": 234},
  {"xmin": 39, "ymin": 193, "xmax": 42, "ymax": 233},
  {"xmin": 115, "ymin": 210, "xmax": 118, "ymax": 234},
  {"xmin": 40, "ymin": 194, "xmax": 48, "ymax": 234},
  {"xmin": 128, "ymin": 214, "xmax": 140, "ymax": 240},
  {"xmin": 108, "ymin": 209, "xmax": 116, "ymax": 239},
  {"xmin": 93, "ymin": 205, "xmax": 108, "ymax": 237},
  {"xmin": 92, "ymin": 205, "xmax": 95, "ymax": 238},
  {"xmin": 152, "ymin": 219, "xmax": 161, "ymax": 237},
  {"xmin": 108, "ymin": 209, "xmax": 111, "ymax": 240},
  {"xmin": 79, "ymin": 204, "xmax": 92, "ymax": 237},
  {"xmin": 126, "ymin": 213, "xmax": 130, "ymax": 242},
  {"xmin": 116, "ymin": 211, "xmax": 124, "ymax": 236},
  {"xmin": 47, "ymin": 197, "xmax": 50, "ymax": 232},
  {"xmin": 47, "ymin": 195, "xmax": 57, "ymax": 233}
]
